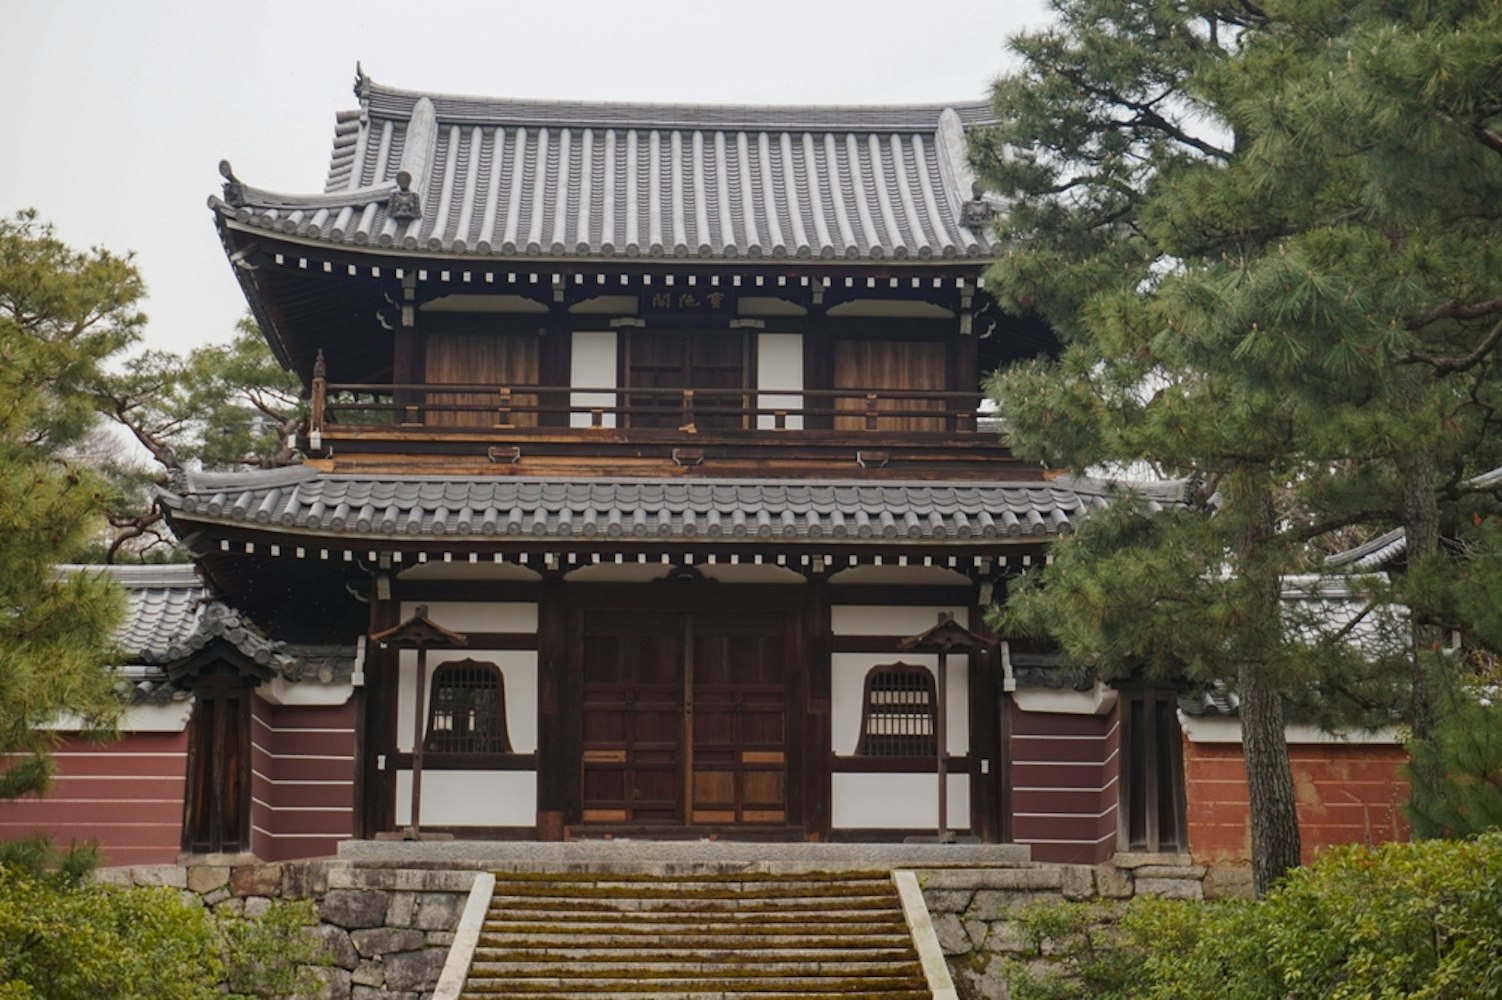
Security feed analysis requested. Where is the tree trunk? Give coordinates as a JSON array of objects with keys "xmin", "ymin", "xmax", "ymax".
[
  {"xmin": 1399, "ymin": 447, "xmax": 1443, "ymax": 826},
  {"xmin": 1239, "ymin": 666, "xmax": 1302, "ymax": 895},
  {"xmin": 1229, "ymin": 469, "xmax": 1302, "ymax": 895}
]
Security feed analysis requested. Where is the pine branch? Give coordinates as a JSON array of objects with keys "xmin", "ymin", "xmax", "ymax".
[{"xmin": 1404, "ymin": 316, "xmax": 1502, "ymax": 375}]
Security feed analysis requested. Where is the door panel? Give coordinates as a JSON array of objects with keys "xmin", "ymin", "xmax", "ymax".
[
  {"xmin": 579, "ymin": 607, "xmax": 789, "ymax": 827},
  {"xmin": 581, "ymin": 611, "xmax": 683, "ymax": 823}
]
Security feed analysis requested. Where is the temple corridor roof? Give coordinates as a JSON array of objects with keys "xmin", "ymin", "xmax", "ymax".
[
  {"xmin": 212, "ymin": 68, "xmax": 999, "ymax": 263},
  {"xmin": 158, "ymin": 466, "xmax": 1186, "ymax": 545}
]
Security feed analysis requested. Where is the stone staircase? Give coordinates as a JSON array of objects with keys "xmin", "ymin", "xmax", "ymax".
[{"xmin": 458, "ymin": 869, "xmax": 935, "ymax": 998}]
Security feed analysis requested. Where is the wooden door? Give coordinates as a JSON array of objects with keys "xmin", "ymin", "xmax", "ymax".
[
  {"xmin": 579, "ymin": 608, "xmax": 788, "ymax": 826},
  {"xmin": 689, "ymin": 610, "xmax": 788, "ymax": 824},
  {"xmin": 580, "ymin": 610, "xmax": 684, "ymax": 823},
  {"xmin": 624, "ymin": 331, "xmax": 748, "ymax": 429}
]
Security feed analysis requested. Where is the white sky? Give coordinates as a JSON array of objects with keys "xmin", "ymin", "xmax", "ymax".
[{"xmin": 1, "ymin": 0, "xmax": 1050, "ymax": 357}]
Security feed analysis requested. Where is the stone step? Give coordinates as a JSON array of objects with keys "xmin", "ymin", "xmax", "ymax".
[
  {"xmin": 460, "ymin": 974, "xmax": 930, "ymax": 994},
  {"xmin": 461, "ymin": 869, "xmax": 932, "ymax": 998}
]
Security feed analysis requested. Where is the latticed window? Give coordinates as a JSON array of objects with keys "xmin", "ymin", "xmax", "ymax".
[
  {"xmin": 855, "ymin": 663, "xmax": 938, "ymax": 757},
  {"xmin": 424, "ymin": 660, "xmax": 511, "ymax": 754}
]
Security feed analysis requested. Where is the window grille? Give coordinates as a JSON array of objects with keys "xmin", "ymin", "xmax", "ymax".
[
  {"xmin": 424, "ymin": 660, "xmax": 511, "ymax": 754},
  {"xmin": 855, "ymin": 663, "xmax": 938, "ymax": 757}
]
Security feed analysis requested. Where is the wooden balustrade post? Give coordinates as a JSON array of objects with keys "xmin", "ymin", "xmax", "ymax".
[
  {"xmin": 865, "ymin": 392, "xmax": 879, "ymax": 432},
  {"xmin": 495, "ymin": 387, "xmax": 513, "ymax": 428},
  {"xmin": 310, "ymin": 349, "xmax": 327, "ymax": 446},
  {"xmin": 681, "ymin": 388, "xmax": 696, "ymax": 432}
]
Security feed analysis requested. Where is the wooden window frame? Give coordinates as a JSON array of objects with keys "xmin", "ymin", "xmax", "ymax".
[
  {"xmin": 855, "ymin": 662, "xmax": 938, "ymax": 758},
  {"xmin": 424, "ymin": 659, "xmax": 512, "ymax": 755}
]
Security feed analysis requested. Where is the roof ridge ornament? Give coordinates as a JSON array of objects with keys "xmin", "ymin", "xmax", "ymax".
[
  {"xmin": 960, "ymin": 181, "xmax": 995, "ymax": 229},
  {"xmin": 219, "ymin": 160, "xmax": 246, "ymax": 208},
  {"xmin": 354, "ymin": 61, "xmax": 371, "ymax": 101}
]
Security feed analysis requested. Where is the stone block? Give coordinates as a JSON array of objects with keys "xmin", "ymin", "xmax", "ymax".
[
  {"xmin": 1135, "ymin": 877, "xmax": 1203, "ymax": 900},
  {"xmin": 1202, "ymin": 865, "xmax": 1255, "ymax": 900},
  {"xmin": 963, "ymin": 918, "xmax": 991, "ymax": 951},
  {"xmin": 1114, "ymin": 851, "xmax": 1194, "ymax": 870},
  {"xmin": 968, "ymin": 889, "xmax": 1056, "ymax": 921},
  {"xmin": 919, "ymin": 866, "xmax": 1060, "ymax": 892},
  {"xmin": 131, "ymin": 864, "xmax": 187, "ymax": 889},
  {"xmin": 932, "ymin": 912, "xmax": 971, "ymax": 955},
  {"xmin": 230, "ymin": 862, "xmax": 283, "ymax": 898},
  {"xmin": 308, "ymin": 924, "xmax": 359, "ymax": 970},
  {"xmin": 186, "ymin": 864, "xmax": 230, "ymax": 895},
  {"xmin": 320, "ymin": 889, "xmax": 390, "ymax": 929},
  {"xmin": 351, "ymin": 959, "xmax": 385, "ymax": 987},
  {"xmin": 922, "ymin": 888, "xmax": 976, "ymax": 913},
  {"xmin": 203, "ymin": 887, "xmax": 231, "ymax": 907},
  {"xmin": 285, "ymin": 860, "xmax": 334, "ymax": 899},
  {"xmin": 351, "ymin": 927, "xmax": 425, "ymax": 958},
  {"xmin": 214, "ymin": 897, "xmax": 246, "ymax": 917},
  {"xmin": 1134, "ymin": 864, "xmax": 1207, "ymax": 880},
  {"xmin": 424, "ymin": 931, "xmax": 455, "ymax": 948},
  {"xmin": 410, "ymin": 892, "xmax": 463, "ymax": 931},
  {"xmin": 304, "ymin": 965, "xmax": 352, "ymax": 1000},
  {"xmin": 1093, "ymin": 865, "xmax": 1134, "ymax": 899},
  {"xmin": 92, "ymin": 867, "xmax": 134, "ymax": 887},
  {"xmin": 1060, "ymin": 865, "xmax": 1095, "ymax": 901},
  {"xmin": 386, "ymin": 891, "xmax": 416, "ymax": 927},
  {"xmin": 382, "ymin": 948, "xmax": 446, "ymax": 993},
  {"xmin": 243, "ymin": 895, "xmax": 273, "ymax": 918},
  {"xmin": 984, "ymin": 919, "xmax": 1032, "ymax": 955}
]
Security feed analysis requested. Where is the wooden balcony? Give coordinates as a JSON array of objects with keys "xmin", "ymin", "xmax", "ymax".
[{"xmin": 306, "ymin": 375, "xmax": 1030, "ymax": 480}]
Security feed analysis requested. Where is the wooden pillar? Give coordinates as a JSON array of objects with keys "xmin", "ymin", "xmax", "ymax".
[
  {"xmin": 360, "ymin": 573, "xmax": 401, "ymax": 837},
  {"xmin": 535, "ymin": 575, "xmax": 569, "ymax": 838},
  {"xmin": 969, "ymin": 596, "xmax": 1004, "ymax": 843},
  {"xmin": 802, "ymin": 573, "xmax": 833, "ymax": 841}
]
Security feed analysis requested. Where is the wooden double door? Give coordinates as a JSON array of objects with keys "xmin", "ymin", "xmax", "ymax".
[{"xmin": 579, "ymin": 607, "xmax": 791, "ymax": 826}]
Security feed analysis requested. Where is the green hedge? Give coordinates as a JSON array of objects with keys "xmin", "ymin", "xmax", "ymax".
[
  {"xmin": 0, "ymin": 866, "xmax": 326, "ymax": 999},
  {"xmin": 1007, "ymin": 833, "xmax": 1502, "ymax": 1000}
]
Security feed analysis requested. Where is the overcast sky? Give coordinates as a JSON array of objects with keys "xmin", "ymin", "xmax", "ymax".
[{"xmin": 1, "ymin": 0, "xmax": 1051, "ymax": 357}]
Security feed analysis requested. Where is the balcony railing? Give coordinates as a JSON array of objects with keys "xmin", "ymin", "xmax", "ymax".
[{"xmin": 312, "ymin": 380, "xmax": 986, "ymax": 437}]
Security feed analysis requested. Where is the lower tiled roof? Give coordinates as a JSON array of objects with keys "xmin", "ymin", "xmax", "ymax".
[
  {"xmin": 160, "ymin": 467, "xmax": 1184, "ymax": 544},
  {"xmin": 58, "ymin": 564, "xmax": 354, "ymax": 695}
]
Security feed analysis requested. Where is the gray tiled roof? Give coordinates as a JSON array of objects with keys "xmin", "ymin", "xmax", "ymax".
[
  {"xmin": 159, "ymin": 466, "xmax": 1183, "ymax": 544},
  {"xmin": 213, "ymin": 71, "xmax": 996, "ymax": 262},
  {"xmin": 58, "ymin": 564, "xmax": 353, "ymax": 692}
]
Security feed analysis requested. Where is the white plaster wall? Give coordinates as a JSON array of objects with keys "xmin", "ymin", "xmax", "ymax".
[
  {"xmin": 832, "ymin": 773, "xmax": 971, "ymax": 829},
  {"xmin": 831, "ymin": 605, "xmax": 969, "ymax": 637},
  {"xmin": 397, "ymin": 561, "xmax": 541, "ymax": 582},
  {"xmin": 397, "ymin": 649, "xmax": 538, "ymax": 754},
  {"xmin": 398, "ymin": 601, "xmax": 537, "ymax": 633},
  {"xmin": 756, "ymin": 333, "xmax": 803, "ymax": 429},
  {"xmin": 258, "ymin": 678, "xmax": 355, "ymax": 708},
  {"xmin": 571, "ymin": 331, "xmax": 618, "ymax": 427},
  {"xmin": 832, "ymin": 652, "xmax": 969, "ymax": 756},
  {"xmin": 394, "ymin": 770, "xmax": 536, "ymax": 827}
]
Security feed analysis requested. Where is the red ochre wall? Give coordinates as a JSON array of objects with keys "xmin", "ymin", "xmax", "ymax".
[
  {"xmin": 250, "ymin": 700, "xmax": 356, "ymax": 862},
  {"xmin": 1185, "ymin": 740, "xmax": 1410, "ymax": 866},
  {"xmin": 1009, "ymin": 702, "xmax": 1120, "ymax": 865},
  {"xmin": 0, "ymin": 732, "xmax": 188, "ymax": 866}
]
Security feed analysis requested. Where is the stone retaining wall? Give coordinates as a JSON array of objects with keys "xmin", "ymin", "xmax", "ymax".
[
  {"xmin": 98, "ymin": 859, "xmax": 475, "ymax": 1000},
  {"xmin": 919, "ymin": 854, "xmax": 1251, "ymax": 1000},
  {"xmin": 99, "ymin": 852, "xmax": 1254, "ymax": 1000}
]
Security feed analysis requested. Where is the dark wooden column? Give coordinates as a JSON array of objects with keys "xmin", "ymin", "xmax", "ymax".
[
  {"xmin": 802, "ymin": 572, "xmax": 833, "ymax": 840},
  {"xmin": 360, "ymin": 571, "xmax": 401, "ymax": 837},
  {"xmin": 969, "ymin": 594, "xmax": 1004, "ymax": 842},
  {"xmin": 535, "ymin": 574, "xmax": 569, "ymax": 839}
]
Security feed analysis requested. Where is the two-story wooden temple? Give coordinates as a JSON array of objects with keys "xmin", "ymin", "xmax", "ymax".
[{"xmin": 6, "ymin": 70, "xmax": 1409, "ymax": 868}]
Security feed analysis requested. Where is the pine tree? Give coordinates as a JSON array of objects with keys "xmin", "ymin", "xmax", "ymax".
[
  {"xmin": 0, "ymin": 211, "xmax": 143, "ymax": 850},
  {"xmin": 977, "ymin": 1, "xmax": 1502, "ymax": 892}
]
